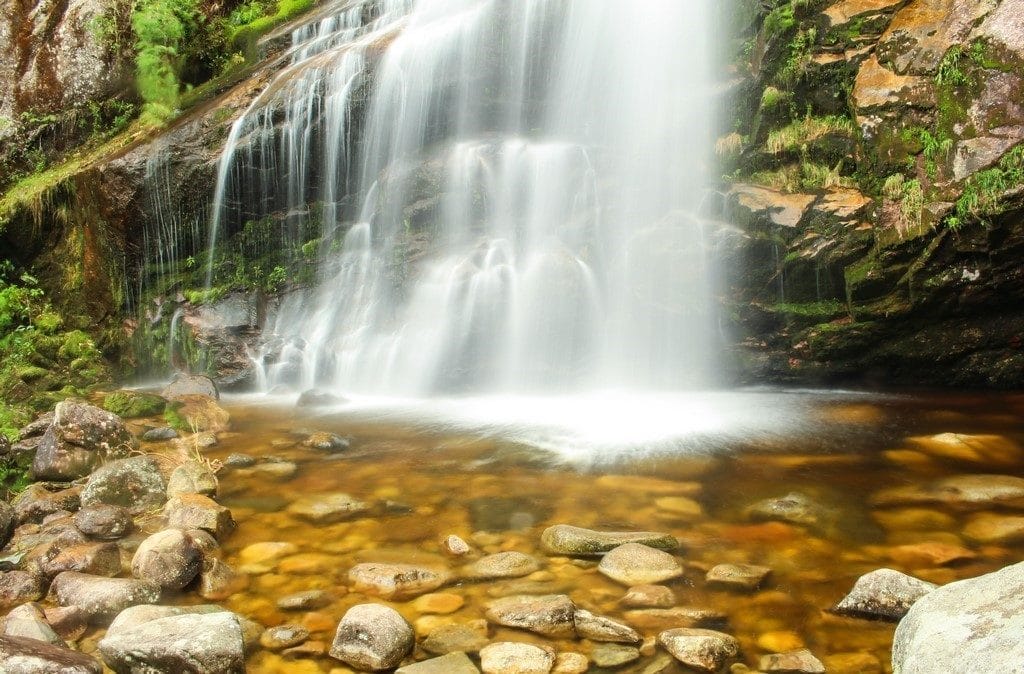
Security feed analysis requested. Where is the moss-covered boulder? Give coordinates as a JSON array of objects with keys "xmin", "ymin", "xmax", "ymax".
[{"xmin": 102, "ymin": 391, "xmax": 167, "ymax": 419}]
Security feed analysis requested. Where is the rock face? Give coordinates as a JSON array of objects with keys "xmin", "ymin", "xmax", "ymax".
[
  {"xmin": 162, "ymin": 374, "xmax": 220, "ymax": 401},
  {"xmin": 832, "ymin": 568, "xmax": 937, "ymax": 621},
  {"xmin": 329, "ymin": 604, "xmax": 414, "ymax": 671},
  {"xmin": 892, "ymin": 561, "xmax": 1024, "ymax": 674},
  {"xmin": 98, "ymin": 610, "xmax": 246, "ymax": 674},
  {"xmin": 31, "ymin": 402, "xmax": 135, "ymax": 481}
]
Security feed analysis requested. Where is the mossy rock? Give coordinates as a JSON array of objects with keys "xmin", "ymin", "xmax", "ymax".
[
  {"xmin": 103, "ymin": 391, "xmax": 168, "ymax": 419},
  {"xmin": 33, "ymin": 311, "xmax": 63, "ymax": 334}
]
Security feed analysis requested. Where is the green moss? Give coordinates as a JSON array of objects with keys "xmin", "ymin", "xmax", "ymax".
[
  {"xmin": 229, "ymin": 0, "xmax": 313, "ymax": 55},
  {"xmin": 103, "ymin": 390, "xmax": 167, "ymax": 418},
  {"xmin": 58, "ymin": 331, "xmax": 100, "ymax": 361},
  {"xmin": 950, "ymin": 144, "xmax": 1024, "ymax": 228},
  {"xmin": 163, "ymin": 402, "xmax": 190, "ymax": 431},
  {"xmin": 32, "ymin": 311, "xmax": 63, "ymax": 334},
  {"xmin": 183, "ymin": 286, "xmax": 229, "ymax": 305},
  {"xmin": 769, "ymin": 300, "xmax": 847, "ymax": 317},
  {"xmin": 766, "ymin": 115, "xmax": 854, "ymax": 154}
]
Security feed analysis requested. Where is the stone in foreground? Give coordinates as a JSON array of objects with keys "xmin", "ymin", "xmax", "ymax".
[
  {"xmin": 893, "ymin": 561, "xmax": 1024, "ymax": 674},
  {"xmin": 98, "ymin": 609, "xmax": 245, "ymax": 673},
  {"xmin": 0, "ymin": 634, "xmax": 102, "ymax": 673},
  {"xmin": 480, "ymin": 642, "xmax": 555, "ymax": 674},
  {"xmin": 396, "ymin": 651, "xmax": 480, "ymax": 674},
  {"xmin": 832, "ymin": 568, "xmax": 937, "ymax": 621},
  {"xmin": 658, "ymin": 628, "xmax": 739, "ymax": 672},
  {"xmin": 348, "ymin": 563, "xmax": 451, "ymax": 600},
  {"xmin": 540, "ymin": 524, "xmax": 678, "ymax": 556},
  {"xmin": 50, "ymin": 572, "xmax": 161, "ymax": 624},
  {"xmin": 484, "ymin": 594, "xmax": 576, "ymax": 638},
  {"xmin": 759, "ymin": 648, "xmax": 826, "ymax": 673},
  {"xmin": 330, "ymin": 603, "xmax": 414, "ymax": 671},
  {"xmin": 598, "ymin": 543, "xmax": 683, "ymax": 585}
]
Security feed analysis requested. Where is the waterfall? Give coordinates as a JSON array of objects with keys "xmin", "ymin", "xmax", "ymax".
[{"xmin": 210, "ymin": 0, "xmax": 720, "ymax": 395}]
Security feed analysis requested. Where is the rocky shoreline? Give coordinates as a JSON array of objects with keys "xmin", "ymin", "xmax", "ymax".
[{"xmin": 2, "ymin": 386, "xmax": 1024, "ymax": 672}]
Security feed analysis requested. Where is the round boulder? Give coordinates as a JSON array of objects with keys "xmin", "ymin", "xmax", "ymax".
[
  {"xmin": 329, "ymin": 604, "xmax": 414, "ymax": 671},
  {"xmin": 131, "ymin": 529, "xmax": 202, "ymax": 591}
]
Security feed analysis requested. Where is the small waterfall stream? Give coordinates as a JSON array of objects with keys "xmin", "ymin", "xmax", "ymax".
[{"xmin": 208, "ymin": 0, "xmax": 720, "ymax": 396}]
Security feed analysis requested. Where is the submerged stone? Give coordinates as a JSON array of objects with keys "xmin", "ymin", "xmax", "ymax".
[
  {"xmin": 705, "ymin": 563, "xmax": 772, "ymax": 591},
  {"xmin": 395, "ymin": 652, "xmax": 480, "ymax": 674},
  {"xmin": 479, "ymin": 642, "xmax": 554, "ymax": 674},
  {"xmin": 349, "ymin": 563, "xmax": 451, "ymax": 600},
  {"xmin": 462, "ymin": 551, "xmax": 541, "ymax": 580},
  {"xmin": 287, "ymin": 493, "xmax": 371, "ymax": 523},
  {"xmin": 598, "ymin": 543, "xmax": 683, "ymax": 585},
  {"xmin": 540, "ymin": 524, "xmax": 678, "ymax": 556},
  {"xmin": 759, "ymin": 649, "xmax": 826, "ymax": 674}
]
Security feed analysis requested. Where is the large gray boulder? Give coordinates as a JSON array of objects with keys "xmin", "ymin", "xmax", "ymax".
[
  {"xmin": 31, "ymin": 402, "xmax": 135, "ymax": 481},
  {"xmin": 98, "ymin": 611, "xmax": 246, "ymax": 673},
  {"xmin": 80, "ymin": 456, "xmax": 166, "ymax": 513},
  {"xmin": 893, "ymin": 561, "xmax": 1024, "ymax": 673},
  {"xmin": 162, "ymin": 374, "xmax": 219, "ymax": 401}
]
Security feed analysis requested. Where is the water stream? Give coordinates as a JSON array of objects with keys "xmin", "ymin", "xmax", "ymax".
[{"xmin": 209, "ymin": 0, "xmax": 720, "ymax": 396}]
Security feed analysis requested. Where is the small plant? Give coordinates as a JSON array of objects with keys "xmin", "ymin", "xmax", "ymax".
[
  {"xmin": 760, "ymin": 86, "xmax": 790, "ymax": 111},
  {"xmin": 264, "ymin": 265, "xmax": 288, "ymax": 293},
  {"xmin": 952, "ymin": 145, "xmax": 1024, "ymax": 226},
  {"xmin": 778, "ymin": 27, "xmax": 817, "ymax": 86},
  {"xmin": 883, "ymin": 174, "xmax": 924, "ymax": 233},
  {"xmin": 715, "ymin": 132, "xmax": 744, "ymax": 157},
  {"xmin": 766, "ymin": 115, "xmax": 854, "ymax": 154}
]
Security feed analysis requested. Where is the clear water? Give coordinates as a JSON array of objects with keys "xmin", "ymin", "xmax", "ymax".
[{"xmin": 123, "ymin": 390, "xmax": 1024, "ymax": 673}]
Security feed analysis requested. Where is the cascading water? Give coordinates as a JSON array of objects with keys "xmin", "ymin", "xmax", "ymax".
[{"xmin": 210, "ymin": 0, "xmax": 720, "ymax": 397}]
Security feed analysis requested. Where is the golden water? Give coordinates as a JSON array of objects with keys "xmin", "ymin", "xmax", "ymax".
[{"xmin": 155, "ymin": 392, "xmax": 1024, "ymax": 672}]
